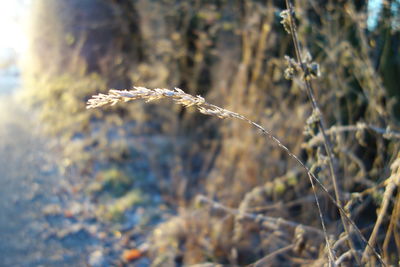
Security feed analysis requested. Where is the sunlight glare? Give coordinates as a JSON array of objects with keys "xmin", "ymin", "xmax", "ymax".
[{"xmin": 0, "ymin": 0, "xmax": 30, "ymax": 58}]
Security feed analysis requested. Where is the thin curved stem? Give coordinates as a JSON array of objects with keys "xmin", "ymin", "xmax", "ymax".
[
  {"xmin": 87, "ymin": 87, "xmax": 385, "ymax": 265},
  {"xmin": 284, "ymin": 1, "xmax": 384, "ymax": 265}
]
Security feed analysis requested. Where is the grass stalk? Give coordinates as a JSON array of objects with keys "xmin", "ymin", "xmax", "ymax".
[
  {"xmin": 283, "ymin": 1, "xmax": 362, "ymax": 264},
  {"xmin": 88, "ymin": 86, "xmax": 385, "ymax": 265}
]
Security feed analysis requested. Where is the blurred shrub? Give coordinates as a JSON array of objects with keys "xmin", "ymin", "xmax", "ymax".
[
  {"xmin": 96, "ymin": 190, "xmax": 145, "ymax": 222},
  {"xmin": 88, "ymin": 168, "xmax": 133, "ymax": 197}
]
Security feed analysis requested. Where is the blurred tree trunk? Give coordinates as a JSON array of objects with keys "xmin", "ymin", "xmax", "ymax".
[{"xmin": 28, "ymin": 0, "xmax": 143, "ymax": 88}]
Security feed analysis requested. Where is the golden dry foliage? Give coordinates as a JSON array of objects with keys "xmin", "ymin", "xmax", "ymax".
[
  {"xmin": 25, "ymin": 0, "xmax": 400, "ymax": 266},
  {"xmin": 87, "ymin": 84, "xmax": 399, "ymax": 266}
]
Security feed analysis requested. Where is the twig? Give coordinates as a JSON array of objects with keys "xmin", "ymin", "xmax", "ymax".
[
  {"xmin": 248, "ymin": 244, "xmax": 294, "ymax": 267},
  {"xmin": 196, "ymin": 195, "xmax": 323, "ymax": 236},
  {"xmin": 361, "ymin": 155, "xmax": 400, "ymax": 262},
  {"xmin": 308, "ymin": 124, "xmax": 400, "ymax": 147},
  {"xmin": 247, "ymin": 194, "xmax": 316, "ymax": 213},
  {"xmin": 382, "ymin": 188, "xmax": 400, "ymax": 261},
  {"xmin": 335, "ymin": 250, "xmax": 360, "ymax": 266}
]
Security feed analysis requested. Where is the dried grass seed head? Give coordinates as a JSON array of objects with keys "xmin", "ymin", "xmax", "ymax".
[{"xmin": 87, "ymin": 86, "xmax": 244, "ymax": 120}]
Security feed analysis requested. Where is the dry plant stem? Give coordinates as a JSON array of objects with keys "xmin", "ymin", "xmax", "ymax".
[
  {"xmin": 248, "ymin": 121, "xmax": 335, "ymax": 265},
  {"xmin": 87, "ymin": 87, "xmax": 385, "ymax": 265},
  {"xmin": 196, "ymin": 195, "xmax": 324, "ymax": 236},
  {"xmin": 250, "ymin": 244, "xmax": 294, "ymax": 267},
  {"xmin": 87, "ymin": 88, "xmax": 331, "ymax": 251},
  {"xmin": 284, "ymin": 1, "xmax": 359, "ymax": 265},
  {"xmin": 249, "ymin": 194, "xmax": 316, "ymax": 213},
  {"xmin": 362, "ymin": 183, "xmax": 395, "ymax": 261},
  {"xmin": 335, "ymin": 250, "xmax": 359, "ymax": 266},
  {"xmin": 333, "ymin": 225, "xmax": 374, "ymax": 252},
  {"xmin": 361, "ymin": 156, "xmax": 400, "ymax": 262},
  {"xmin": 308, "ymin": 124, "xmax": 400, "ymax": 147},
  {"xmin": 284, "ymin": 0, "xmax": 340, "ymax": 208},
  {"xmin": 382, "ymin": 190, "xmax": 400, "ymax": 260}
]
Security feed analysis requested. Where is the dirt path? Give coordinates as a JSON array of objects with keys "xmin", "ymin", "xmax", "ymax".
[{"xmin": 0, "ymin": 91, "xmax": 94, "ymax": 266}]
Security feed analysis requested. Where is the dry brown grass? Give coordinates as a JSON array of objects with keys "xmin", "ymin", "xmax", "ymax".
[
  {"xmin": 26, "ymin": 0, "xmax": 400, "ymax": 266},
  {"xmin": 87, "ymin": 85, "xmax": 397, "ymax": 266}
]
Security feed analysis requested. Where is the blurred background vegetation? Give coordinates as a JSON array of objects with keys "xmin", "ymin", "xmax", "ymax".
[{"xmin": 7, "ymin": 0, "xmax": 400, "ymax": 265}]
